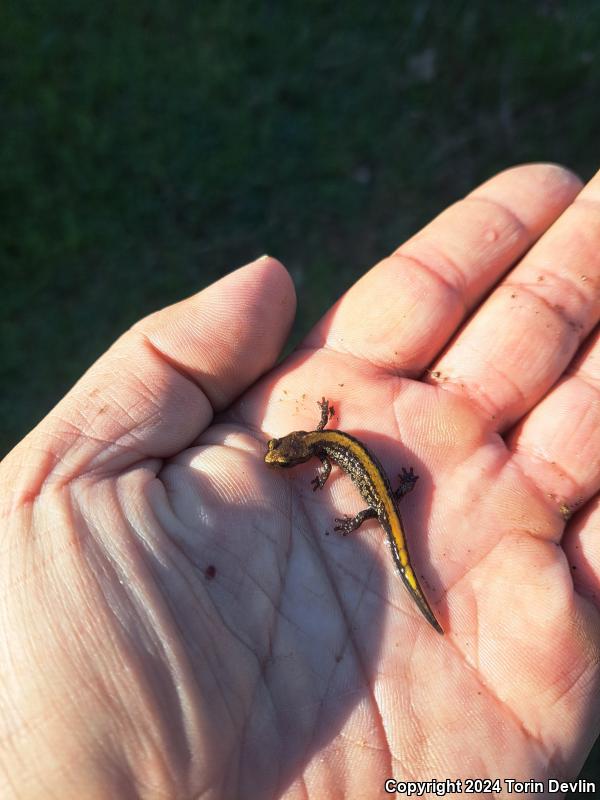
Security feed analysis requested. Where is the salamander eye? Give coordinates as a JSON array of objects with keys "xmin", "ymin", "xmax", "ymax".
[{"xmin": 267, "ymin": 438, "xmax": 279, "ymax": 451}]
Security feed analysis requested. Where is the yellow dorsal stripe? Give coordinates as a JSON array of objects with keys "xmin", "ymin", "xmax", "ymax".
[{"xmin": 306, "ymin": 429, "xmax": 410, "ymax": 563}]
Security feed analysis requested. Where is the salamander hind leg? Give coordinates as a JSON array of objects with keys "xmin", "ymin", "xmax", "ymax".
[
  {"xmin": 394, "ymin": 467, "xmax": 419, "ymax": 500},
  {"xmin": 334, "ymin": 507, "xmax": 377, "ymax": 536}
]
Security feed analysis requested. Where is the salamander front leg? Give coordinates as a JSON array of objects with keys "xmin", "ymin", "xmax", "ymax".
[
  {"xmin": 316, "ymin": 397, "xmax": 335, "ymax": 431},
  {"xmin": 394, "ymin": 467, "xmax": 418, "ymax": 500},
  {"xmin": 334, "ymin": 507, "xmax": 377, "ymax": 536},
  {"xmin": 311, "ymin": 451, "xmax": 332, "ymax": 491}
]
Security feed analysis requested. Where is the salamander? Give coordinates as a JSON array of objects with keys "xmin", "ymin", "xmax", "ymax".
[{"xmin": 264, "ymin": 398, "xmax": 443, "ymax": 633}]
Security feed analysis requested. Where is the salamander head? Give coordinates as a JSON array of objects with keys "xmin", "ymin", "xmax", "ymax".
[{"xmin": 264, "ymin": 432, "xmax": 314, "ymax": 466}]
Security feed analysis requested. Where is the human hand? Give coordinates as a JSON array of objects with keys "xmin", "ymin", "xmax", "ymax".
[{"xmin": 1, "ymin": 164, "xmax": 599, "ymax": 799}]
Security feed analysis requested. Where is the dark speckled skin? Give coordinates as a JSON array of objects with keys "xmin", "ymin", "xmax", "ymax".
[{"xmin": 310, "ymin": 430, "xmax": 391, "ymax": 512}]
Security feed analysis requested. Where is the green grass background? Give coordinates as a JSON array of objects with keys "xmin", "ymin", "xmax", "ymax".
[{"xmin": 2, "ymin": 0, "xmax": 600, "ymax": 784}]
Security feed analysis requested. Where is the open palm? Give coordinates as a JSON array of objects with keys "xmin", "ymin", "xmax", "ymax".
[{"xmin": 2, "ymin": 164, "xmax": 599, "ymax": 799}]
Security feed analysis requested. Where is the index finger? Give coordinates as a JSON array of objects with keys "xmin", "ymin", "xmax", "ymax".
[{"xmin": 303, "ymin": 164, "xmax": 582, "ymax": 374}]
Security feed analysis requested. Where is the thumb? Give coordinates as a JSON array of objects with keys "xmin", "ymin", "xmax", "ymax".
[{"xmin": 3, "ymin": 256, "xmax": 295, "ymax": 501}]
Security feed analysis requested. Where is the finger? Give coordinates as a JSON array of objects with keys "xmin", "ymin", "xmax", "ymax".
[
  {"xmin": 507, "ymin": 327, "xmax": 600, "ymax": 520},
  {"xmin": 432, "ymin": 168, "xmax": 600, "ymax": 431},
  {"xmin": 563, "ymin": 497, "xmax": 600, "ymax": 606},
  {"xmin": 3, "ymin": 257, "xmax": 296, "ymax": 498},
  {"xmin": 304, "ymin": 164, "xmax": 581, "ymax": 374}
]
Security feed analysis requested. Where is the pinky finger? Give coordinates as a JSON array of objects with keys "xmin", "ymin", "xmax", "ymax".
[
  {"xmin": 506, "ymin": 327, "xmax": 600, "ymax": 529},
  {"xmin": 562, "ymin": 498, "xmax": 600, "ymax": 607}
]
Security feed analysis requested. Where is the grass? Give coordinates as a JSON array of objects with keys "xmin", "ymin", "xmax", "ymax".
[{"xmin": 2, "ymin": 0, "xmax": 600, "ymax": 782}]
